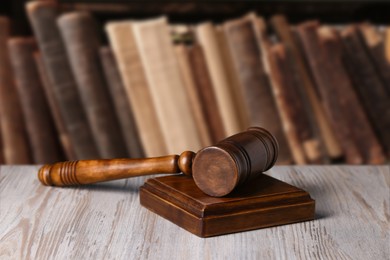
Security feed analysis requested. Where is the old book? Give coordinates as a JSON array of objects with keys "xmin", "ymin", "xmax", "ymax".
[
  {"xmin": 34, "ymin": 52, "xmax": 77, "ymax": 161},
  {"xmin": 187, "ymin": 44, "xmax": 226, "ymax": 143},
  {"xmin": 132, "ymin": 17, "xmax": 202, "ymax": 154},
  {"xmin": 341, "ymin": 25, "xmax": 390, "ymax": 158},
  {"xmin": 8, "ymin": 38, "xmax": 63, "ymax": 163},
  {"xmin": 99, "ymin": 46, "xmax": 144, "ymax": 158},
  {"xmin": 268, "ymin": 44, "xmax": 315, "ymax": 165},
  {"xmin": 270, "ymin": 15, "xmax": 341, "ymax": 162},
  {"xmin": 26, "ymin": 1, "xmax": 99, "ymax": 159},
  {"xmin": 57, "ymin": 12, "xmax": 127, "ymax": 158},
  {"xmin": 0, "ymin": 17, "xmax": 32, "ymax": 164},
  {"xmin": 223, "ymin": 16, "xmax": 292, "ymax": 164},
  {"xmin": 297, "ymin": 23, "xmax": 384, "ymax": 164},
  {"xmin": 174, "ymin": 44, "xmax": 212, "ymax": 147},
  {"xmin": 359, "ymin": 24, "xmax": 390, "ymax": 96},
  {"xmin": 106, "ymin": 21, "xmax": 167, "ymax": 157},
  {"xmin": 195, "ymin": 22, "xmax": 243, "ymax": 136}
]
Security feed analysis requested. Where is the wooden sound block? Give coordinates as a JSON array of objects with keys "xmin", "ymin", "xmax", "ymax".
[{"xmin": 140, "ymin": 174, "xmax": 315, "ymax": 237}]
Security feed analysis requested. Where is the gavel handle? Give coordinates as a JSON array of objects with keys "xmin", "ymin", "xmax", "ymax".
[{"xmin": 38, "ymin": 151, "xmax": 195, "ymax": 187}]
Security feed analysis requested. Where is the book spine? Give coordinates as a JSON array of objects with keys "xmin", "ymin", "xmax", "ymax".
[
  {"xmin": 196, "ymin": 22, "xmax": 243, "ymax": 136},
  {"xmin": 57, "ymin": 12, "xmax": 127, "ymax": 158},
  {"xmin": 34, "ymin": 52, "xmax": 77, "ymax": 161},
  {"xmin": 223, "ymin": 17, "xmax": 292, "ymax": 164},
  {"xmin": 99, "ymin": 46, "xmax": 144, "ymax": 158},
  {"xmin": 187, "ymin": 44, "xmax": 226, "ymax": 143},
  {"xmin": 0, "ymin": 17, "xmax": 32, "ymax": 164},
  {"xmin": 270, "ymin": 15, "xmax": 340, "ymax": 162},
  {"xmin": 341, "ymin": 26, "xmax": 390, "ymax": 158},
  {"xmin": 106, "ymin": 21, "xmax": 167, "ymax": 157},
  {"xmin": 8, "ymin": 37, "xmax": 64, "ymax": 163},
  {"xmin": 132, "ymin": 17, "xmax": 203, "ymax": 154},
  {"xmin": 26, "ymin": 1, "xmax": 99, "ymax": 159},
  {"xmin": 174, "ymin": 44, "xmax": 212, "ymax": 147}
]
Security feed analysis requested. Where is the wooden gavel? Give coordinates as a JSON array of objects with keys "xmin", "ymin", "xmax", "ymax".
[{"xmin": 38, "ymin": 127, "xmax": 278, "ymax": 197}]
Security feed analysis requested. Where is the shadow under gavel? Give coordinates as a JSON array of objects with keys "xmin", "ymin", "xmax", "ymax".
[{"xmin": 38, "ymin": 127, "xmax": 278, "ymax": 197}]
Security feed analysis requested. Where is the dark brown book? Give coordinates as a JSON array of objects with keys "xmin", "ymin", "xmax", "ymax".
[
  {"xmin": 187, "ymin": 44, "xmax": 226, "ymax": 143},
  {"xmin": 8, "ymin": 38, "xmax": 63, "ymax": 163},
  {"xmin": 58, "ymin": 12, "xmax": 127, "ymax": 158},
  {"xmin": 359, "ymin": 24, "xmax": 390, "ymax": 96},
  {"xmin": 270, "ymin": 15, "xmax": 341, "ymax": 162},
  {"xmin": 223, "ymin": 17, "xmax": 292, "ymax": 164},
  {"xmin": 268, "ymin": 44, "xmax": 318, "ymax": 164},
  {"xmin": 99, "ymin": 46, "xmax": 144, "ymax": 158},
  {"xmin": 297, "ymin": 23, "xmax": 384, "ymax": 164},
  {"xmin": 34, "ymin": 52, "xmax": 77, "ymax": 161},
  {"xmin": 0, "ymin": 17, "xmax": 32, "ymax": 164},
  {"xmin": 26, "ymin": 1, "xmax": 99, "ymax": 160}
]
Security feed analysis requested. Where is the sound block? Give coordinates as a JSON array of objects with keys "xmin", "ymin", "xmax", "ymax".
[{"xmin": 140, "ymin": 174, "xmax": 315, "ymax": 237}]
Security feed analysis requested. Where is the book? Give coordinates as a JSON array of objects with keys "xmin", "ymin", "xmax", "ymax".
[
  {"xmin": 26, "ymin": 1, "xmax": 99, "ymax": 159},
  {"xmin": 187, "ymin": 44, "xmax": 226, "ymax": 143},
  {"xmin": 268, "ymin": 43, "xmax": 315, "ymax": 164},
  {"xmin": 297, "ymin": 22, "xmax": 384, "ymax": 164},
  {"xmin": 341, "ymin": 25, "xmax": 390, "ymax": 158},
  {"xmin": 223, "ymin": 16, "xmax": 292, "ymax": 164},
  {"xmin": 0, "ymin": 17, "xmax": 32, "ymax": 164},
  {"xmin": 57, "ymin": 11, "xmax": 127, "ymax": 158},
  {"xmin": 132, "ymin": 17, "xmax": 203, "ymax": 154},
  {"xmin": 99, "ymin": 46, "xmax": 144, "ymax": 158},
  {"xmin": 359, "ymin": 24, "xmax": 390, "ymax": 96},
  {"xmin": 34, "ymin": 52, "xmax": 77, "ymax": 161},
  {"xmin": 174, "ymin": 44, "xmax": 212, "ymax": 147},
  {"xmin": 106, "ymin": 21, "xmax": 167, "ymax": 157},
  {"xmin": 8, "ymin": 37, "xmax": 63, "ymax": 163},
  {"xmin": 196, "ymin": 22, "xmax": 243, "ymax": 136},
  {"xmin": 270, "ymin": 15, "xmax": 341, "ymax": 162}
]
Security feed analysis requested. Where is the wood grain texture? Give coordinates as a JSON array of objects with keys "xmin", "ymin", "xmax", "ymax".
[
  {"xmin": 0, "ymin": 165, "xmax": 388, "ymax": 259},
  {"xmin": 106, "ymin": 21, "xmax": 167, "ymax": 157}
]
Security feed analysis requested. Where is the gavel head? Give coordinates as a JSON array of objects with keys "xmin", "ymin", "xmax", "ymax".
[{"xmin": 191, "ymin": 127, "xmax": 278, "ymax": 197}]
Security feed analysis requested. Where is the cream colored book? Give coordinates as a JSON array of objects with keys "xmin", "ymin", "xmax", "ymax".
[
  {"xmin": 132, "ymin": 17, "xmax": 203, "ymax": 154},
  {"xmin": 195, "ymin": 22, "xmax": 243, "ymax": 136},
  {"xmin": 106, "ymin": 21, "xmax": 167, "ymax": 157}
]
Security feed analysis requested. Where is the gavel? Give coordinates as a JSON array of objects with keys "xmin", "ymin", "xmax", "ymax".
[{"xmin": 38, "ymin": 127, "xmax": 278, "ymax": 197}]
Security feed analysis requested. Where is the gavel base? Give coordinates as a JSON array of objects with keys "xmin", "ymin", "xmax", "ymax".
[{"xmin": 140, "ymin": 174, "xmax": 315, "ymax": 237}]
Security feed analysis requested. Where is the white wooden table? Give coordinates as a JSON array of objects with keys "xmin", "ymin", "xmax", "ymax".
[{"xmin": 0, "ymin": 165, "xmax": 389, "ymax": 259}]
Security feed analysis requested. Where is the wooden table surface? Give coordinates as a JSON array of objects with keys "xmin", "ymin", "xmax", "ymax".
[{"xmin": 0, "ymin": 165, "xmax": 389, "ymax": 259}]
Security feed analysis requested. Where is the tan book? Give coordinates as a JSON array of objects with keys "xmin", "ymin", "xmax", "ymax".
[
  {"xmin": 58, "ymin": 12, "xmax": 127, "ymax": 158},
  {"xmin": 187, "ymin": 44, "xmax": 226, "ymax": 143},
  {"xmin": 175, "ymin": 44, "xmax": 212, "ymax": 147},
  {"xmin": 106, "ymin": 21, "xmax": 167, "ymax": 157},
  {"xmin": 195, "ymin": 22, "xmax": 243, "ymax": 136},
  {"xmin": 223, "ymin": 16, "xmax": 292, "ymax": 164},
  {"xmin": 26, "ymin": 1, "xmax": 99, "ymax": 159},
  {"xmin": 34, "ymin": 52, "xmax": 77, "ymax": 161},
  {"xmin": 132, "ymin": 17, "xmax": 202, "ymax": 154},
  {"xmin": 341, "ymin": 25, "xmax": 390, "ymax": 158},
  {"xmin": 270, "ymin": 14, "xmax": 341, "ymax": 162},
  {"xmin": 99, "ymin": 46, "xmax": 144, "ymax": 158},
  {"xmin": 0, "ymin": 17, "xmax": 32, "ymax": 164},
  {"xmin": 8, "ymin": 37, "xmax": 63, "ymax": 163}
]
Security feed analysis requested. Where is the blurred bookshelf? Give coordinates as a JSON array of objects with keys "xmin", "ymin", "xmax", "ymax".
[{"xmin": 0, "ymin": 0, "xmax": 389, "ymax": 165}]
